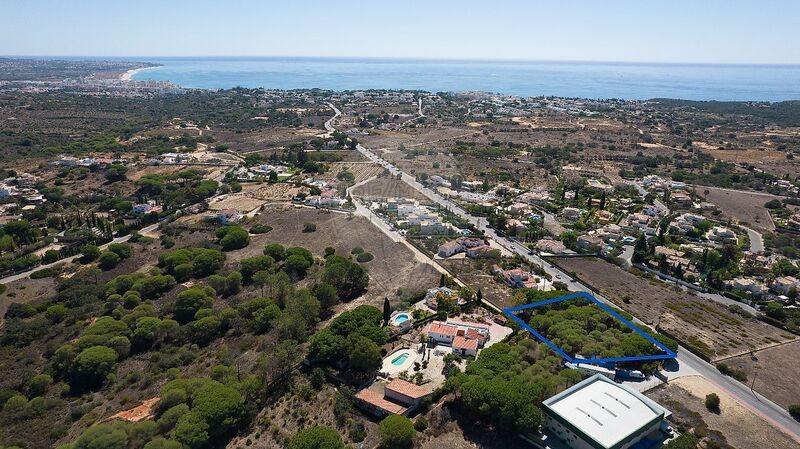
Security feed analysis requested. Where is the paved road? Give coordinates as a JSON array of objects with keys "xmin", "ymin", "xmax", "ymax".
[
  {"xmin": 0, "ymin": 221, "xmax": 161, "ymax": 285},
  {"xmin": 740, "ymin": 225, "xmax": 765, "ymax": 253},
  {"xmin": 327, "ymin": 104, "xmax": 800, "ymax": 440}
]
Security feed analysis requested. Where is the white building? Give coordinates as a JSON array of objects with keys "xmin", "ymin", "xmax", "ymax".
[{"xmin": 542, "ymin": 374, "xmax": 671, "ymax": 449}]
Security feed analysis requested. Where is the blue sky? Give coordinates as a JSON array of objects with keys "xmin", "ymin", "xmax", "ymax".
[{"xmin": 2, "ymin": 0, "xmax": 799, "ymax": 64}]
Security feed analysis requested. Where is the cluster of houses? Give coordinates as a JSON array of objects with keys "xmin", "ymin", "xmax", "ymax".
[
  {"xmin": 0, "ymin": 173, "xmax": 44, "ymax": 204},
  {"xmin": 385, "ymin": 198, "xmax": 451, "ymax": 235},
  {"xmin": 52, "ymin": 154, "xmax": 128, "ymax": 167},
  {"xmin": 437, "ymin": 236, "xmax": 495, "ymax": 258},
  {"xmin": 132, "ymin": 201, "xmax": 163, "ymax": 215},
  {"xmin": 234, "ymin": 164, "xmax": 290, "ymax": 181}
]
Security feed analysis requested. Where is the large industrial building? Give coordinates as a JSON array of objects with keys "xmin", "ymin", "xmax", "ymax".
[{"xmin": 542, "ymin": 374, "xmax": 671, "ymax": 449}]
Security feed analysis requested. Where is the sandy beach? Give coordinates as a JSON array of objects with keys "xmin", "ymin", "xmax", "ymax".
[{"xmin": 120, "ymin": 67, "xmax": 142, "ymax": 81}]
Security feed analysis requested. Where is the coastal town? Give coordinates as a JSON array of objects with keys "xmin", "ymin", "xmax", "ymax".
[{"xmin": 0, "ymin": 57, "xmax": 799, "ymax": 449}]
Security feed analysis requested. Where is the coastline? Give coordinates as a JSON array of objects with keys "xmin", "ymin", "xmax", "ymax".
[{"xmin": 120, "ymin": 67, "xmax": 143, "ymax": 81}]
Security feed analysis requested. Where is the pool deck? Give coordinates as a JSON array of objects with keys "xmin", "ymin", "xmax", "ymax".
[{"xmin": 381, "ymin": 347, "xmax": 421, "ymax": 376}]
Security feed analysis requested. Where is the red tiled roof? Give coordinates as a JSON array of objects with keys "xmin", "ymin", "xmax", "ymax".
[
  {"xmin": 424, "ymin": 322, "xmax": 458, "ymax": 337},
  {"xmin": 355, "ymin": 389, "xmax": 407, "ymax": 415},
  {"xmin": 465, "ymin": 328, "xmax": 486, "ymax": 342},
  {"xmin": 385, "ymin": 379, "xmax": 431, "ymax": 399},
  {"xmin": 453, "ymin": 336, "xmax": 479, "ymax": 351}
]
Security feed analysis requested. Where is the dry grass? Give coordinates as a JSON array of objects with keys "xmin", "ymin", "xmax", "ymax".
[
  {"xmin": 722, "ymin": 340, "xmax": 800, "ymax": 409},
  {"xmin": 553, "ymin": 257, "xmax": 795, "ymax": 361},
  {"xmin": 233, "ymin": 204, "xmax": 440, "ymax": 306},
  {"xmin": 646, "ymin": 376, "xmax": 798, "ymax": 449},
  {"xmin": 700, "ymin": 186, "xmax": 779, "ymax": 231}
]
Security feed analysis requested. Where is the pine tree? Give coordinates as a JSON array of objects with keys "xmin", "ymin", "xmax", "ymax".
[{"xmin": 383, "ymin": 297, "xmax": 391, "ymax": 326}]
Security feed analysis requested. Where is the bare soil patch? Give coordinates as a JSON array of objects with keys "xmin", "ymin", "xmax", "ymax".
[
  {"xmin": 700, "ymin": 186, "xmax": 779, "ymax": 231},
  {"xmin": 351, "ymin": 175, "xmax": 428, "ymax": 200},
  {"xmin": 646, "ymin": 376, "xmax": 798, "ymax": 449},
  {"xmin": 722, "ymin": 339, "xmax": 800, "ymax": 409},
  {"xmin": 552, "ymin": 257, "xmax": 795, "ymax": 361}
]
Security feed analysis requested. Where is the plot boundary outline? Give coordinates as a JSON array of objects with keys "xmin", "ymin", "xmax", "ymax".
[{"xmin": 502, "ymin": 291, "xmax": 677, "ymax": 365}]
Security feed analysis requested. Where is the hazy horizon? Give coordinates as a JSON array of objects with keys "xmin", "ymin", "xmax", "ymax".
[{"xmin": 2, "ymin": 0, "xmax": 799, "ymax": 65}]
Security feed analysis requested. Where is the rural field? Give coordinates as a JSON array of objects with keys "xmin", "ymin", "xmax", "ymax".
[
  {"xmin": 722, "ymin": 339, "xmax": 800, "ymax": 409},
  {"xmin": 646, "ymin": 376, "xmax": 798, "ymax": 449},
  {"xmin": 237, "ymin": 204, "xmax": 440, "ymax": 306},
  {"xmin": 440, "ymin": 258, "xmax": 514, "ymax": 309},
  {"xmin": 551, "ymin": 257, "xmax": 796, "ymax": 361},
  {"xmin": 322, "ymin": 161, "xmax": 383, "ymax": 184},
  {"xmin": 700, "ymin": 186, "xmax": 780, "ymax": 231},
  {"xmin": 351, "ymin": 175, "xmax": 429, "ymax": 200}
]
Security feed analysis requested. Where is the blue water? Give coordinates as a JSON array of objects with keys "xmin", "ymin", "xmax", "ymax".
[
  {"xmin": 393, "ymin": 314, "xmax": 410, "ymax": 324},
  {"xmin": 391, "ymin": 353, "xmax": 409, "ymax": 366},
  {"xmin": 131, "ymin": 57, "xmax": 800, "ymax": 101}
]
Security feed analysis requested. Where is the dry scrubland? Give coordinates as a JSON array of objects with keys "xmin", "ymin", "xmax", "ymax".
[
  {"xmin": 700, "ymin": 186, "xmax": 780, "ymax": 231},
  {"xmin": 552, "ymin": 257, "xmax": 796, "ymax": 361},
  {"xmin": 647, "ymin": 376, "xmax": 798, "ymax": 449},
  {"xmin": 240, "ymin": 205, "xmax": 440, "ymax": 305},
  {"xmin": 351, "ymin": 175, "xmax": 429, "ymax": 200},
  {"xmin": 323, "ymin": 161, "xmax": 383, "ymax": 184},
  {"xmin": 440, "ymin": 258, "xmax": 514, "ymax": 309},
  {"xmin": 722, "ymin": 339, "xmax": 800, "ymax": 409}
]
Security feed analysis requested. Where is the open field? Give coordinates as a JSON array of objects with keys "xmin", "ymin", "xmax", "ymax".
[
  {"xmin": 646, "ymin": 376, "xmax": 798, "ymax": 449},
  {"xmin": 552, "ymin": 257, "xmax": 796, "ymax": 361},
  {"xmin": 700, "ymin": 186, "xmax": 780, "ymax": 231},
  {"xmin": 722, "ymin": 339, "xmax": 800, "ymax": 409},
  {"xmin": 440, "ymin": 258, "xmax": 514, "ymax": 309},
  {"xmin": 351, "ymin": 175, "xmax": 429, "ymax": 200},
  {"xmin": 236, "ymin": 205, "xmax": 440, "ymax": 305},
  {"xmin": 322, "ymin": 161, "xmax": 383, "ymax": 184}
]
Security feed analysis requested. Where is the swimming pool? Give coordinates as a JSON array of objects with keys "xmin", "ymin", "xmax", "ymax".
[
  {"xmin": 393, "ymin": 313, "xmax": 409, "ymax": 324},
  {"xmin": 381, "ymin": 348, "xmax": 417, "ymax": 374},
  {"xmin": 391, "ymin": 353, "xmax": 409, "ymax": 366}
]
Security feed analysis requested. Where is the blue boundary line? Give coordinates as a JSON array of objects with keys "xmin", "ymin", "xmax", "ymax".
[{"xmin": 502, "ymin": 291, "xmax": 677, "ymax": 365}]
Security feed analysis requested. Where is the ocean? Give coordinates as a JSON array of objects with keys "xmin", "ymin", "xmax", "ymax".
[{"xmin": 131, "ymin": 57, "xmax": 800, "ymax": 101}]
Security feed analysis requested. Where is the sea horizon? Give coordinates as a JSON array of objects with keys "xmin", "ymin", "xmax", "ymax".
[{"xmin": 4, "ymin": 55, "xmax": 800, "ymax": 101}]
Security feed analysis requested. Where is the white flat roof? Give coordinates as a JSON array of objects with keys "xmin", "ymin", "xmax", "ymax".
[{"xmin": 543, "ymin": 374, "xmax": 667, "ymax": 449}]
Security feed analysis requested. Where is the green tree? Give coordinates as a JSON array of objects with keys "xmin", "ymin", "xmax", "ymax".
[
  {"xmin": 80, "ymin": 244, "xmax": 101, "ymax": 263},
  {"xmin": 383, "ymin": 297, "xmax": 391, "ymax": 325},
  {"xmin": 72, "ymin": 345, "xmax": 118, "ymax": 389},
  {"xmin": 705, "ymin": 392, "xmax": 720, "ymax": 412},
  {"xmin": 216, "ymin": 226, "xmax": 250, "ymax": 251},
  {"xmin": 191, "ymin": 381, "xmax": 243, "ymax": 435},
  {"xmin": 379, "ymin": 415, "xmax": 416, "ymax": 449},
  {"xmin": 171, "ymin": 411, "xmax": 209, "ymax": 449},
  {"xmin": 663, "ymin": 433, "xmax": 698, "ymax": 449},
  {"xmin": 263, "ymin": 243, "xmax": 286, "ymax": 260},
  {"xmin": 287, "ymin": 426, "xmax": 346, "ymax": 449},
  {"xmin": 72, "ymin": 422, "xmax": 128, "ymax": 449},
  {"xmin": 98, "ymin": 251, "xmax": 122, "ymax": 270}
]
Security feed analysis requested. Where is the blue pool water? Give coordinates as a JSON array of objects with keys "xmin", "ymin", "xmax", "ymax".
[
  {"xmin": 393, "ymin": 314, "xmax": 410, "ymax": 324},
  {"xmin": 391, "ymin": 353, "xmax": 409, "ymax": 366},
  {"xmin": 130, "ymin": 56, "xmax": 800, "ymax": 101}
]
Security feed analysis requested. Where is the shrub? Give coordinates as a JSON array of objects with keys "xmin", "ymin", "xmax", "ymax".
[
  {"xmin": 216, "ymin": 226, "xmax": 250, "ymax": 251},
  {"xmin": 80, "ymin": 244, "xmax": 101, "ymax": 263},
  {"xmin": 379, "ymin": 415, "xmax": 415, "ymax": 449},
  {"xmin": 263, "ymin": 243, "xmax": 285, "ymax": 261},
  {"xmin": 348, "ymin": 420, "xmax": 366, "ymax": 443},
  {"xmin": 28, "ymin": 374, "xmax": 53, "ymax": 396},
  {"xmin": 705, "ymin": 392, "xmax": 720, "ymax": 412},
  {"xmin": 789, "ymin": 404, "xmax": 800, "ymax": 421},
  {"xmin": 413, "ymin": 415, "xmax": 428, "ymax": 431},
  {"xmin": 287, "ymin": 426, "xmax": 346, "ymax": 449},
  {"xmin": 98, "ymin": 251, "xmax": 122, "ymax": 270},
  {"xmin": 663, "ymin": 433, "xmax": 698, "ymax": 449},
  {"xmin": 45, "ymin": 304, "xmax": 69, "ymax": 323},
  {"xmin": 356, "ymin": 252, "xmax": 373, "ymax": 263},
  {"xmin": 72, "ymin": 346, "xmax": 119, "ymax": 389},
  {"xmin": 249, "ymin": 224, "xmax": 272, "ymax": 234},
  {"xmin": 108, "ymin": 243, "xmax": 133, "ymax": 259},
  {"xmin": 302, "ymin": 222, "xmax": 317, "ymax": 233},
  {"xmin": 31, "ymin": 267, "xmax": 59, "ymax": 279}
]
